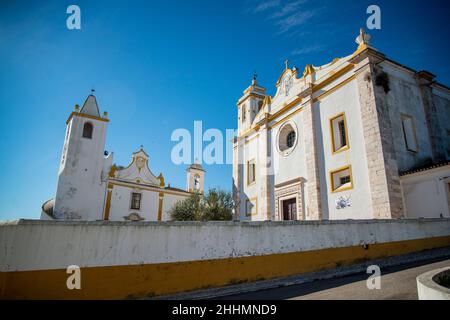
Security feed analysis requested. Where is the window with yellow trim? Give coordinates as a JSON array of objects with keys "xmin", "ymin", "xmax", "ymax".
[
  {"xmin": 330, "ymin": 113, "xmax": 349, "ymax": 153},
  {"xmin": 247, "ymin": 159, "xmax": 256, "ymax": 185},
  {"xmin": 330, "ymin": 166, "xmax": 353, "ymax": 192}
]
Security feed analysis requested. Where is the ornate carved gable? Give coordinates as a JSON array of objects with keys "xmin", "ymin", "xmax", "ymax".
[
  {"xmin": 272, "ymin": 67, "xmax": 302, "ymax": 106},
  {"xmin": 112, "ymin": 147, "xmax": 160, "ymax": 186}
]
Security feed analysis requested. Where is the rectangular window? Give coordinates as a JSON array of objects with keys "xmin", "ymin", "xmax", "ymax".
[
  {"xmin": 247, "ymin": 159, "xmax": 256, "ymax": 185},
  {"xmin": 130, "ymin": 192, "xmax": 142, "ymax": 210},
  {"xmin": 340, "ymin": 176, "xmax": 351, "ymax": 185},
  {"xmin": 401, "ymin": 114, "xmax": 418, "ymax": 152},
  {"xmin": 330, "ymin": 165, "xmax": 353, "ymax": 192},
  {"xmin": 282, "ymin": 198, "xmax": 297, "ymax": 221},
  {"xmin": 330, "ymin": 113, "xmax": 349, "ymax": 153},
  {"xmin": 338, "ymin": 120, "xmax": 347, "ymax": 146},
  {"xmin": 246, "ymin": 198, "xmax": 258, "ymax": 217}
]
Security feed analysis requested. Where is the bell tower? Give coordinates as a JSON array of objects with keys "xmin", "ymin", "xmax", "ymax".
[
  {"xmin": 54, "ymin": 94, "xmax": 111, "ymax": 220},
  {"xmin": 186, "ymin": 161, "xmax": 206, "ymax": 193},
  {"xmin": 237, "ymin": 74, "xmax": 266, "ymax": 135}
]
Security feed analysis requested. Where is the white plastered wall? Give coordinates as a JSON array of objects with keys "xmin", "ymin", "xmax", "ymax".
[
  {"xmin": 401, "ymin": 166, "xmax": 450, "ymax": 219},
  {"xmin": 315, "ymin": 78, "xmax": 373, "ymax": 220}
]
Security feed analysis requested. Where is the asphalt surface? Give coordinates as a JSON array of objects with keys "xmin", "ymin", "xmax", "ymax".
[{"xmin": 216, "ymin": 257, "xmax": 450, "ymax": 300}]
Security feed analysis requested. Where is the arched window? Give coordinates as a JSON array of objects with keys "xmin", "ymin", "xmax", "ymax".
[
  {"xmin": 82, "ymin": 122, "xmax": 93, "ymax": 139},
  {"xmin": 194, "ymin": 174, "xmax": 200, "ymax": 190}
]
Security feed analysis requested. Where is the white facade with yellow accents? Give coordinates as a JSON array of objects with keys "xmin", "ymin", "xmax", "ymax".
[
  {"xmin": 43, "ymin": 95, "xmax": 204, "ymax": 221},
  {"xmin": 233, "ymin": 29, "xmax": 450, "ymax": 221}
]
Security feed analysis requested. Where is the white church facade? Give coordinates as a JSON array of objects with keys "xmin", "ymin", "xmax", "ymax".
[
  {"xmin": 232, "ymin": 29, "xmax": 450, "ymax": 221},
  {"xmin": 42, "ymin": 95, "xmax": 205, "ymax": 221}
]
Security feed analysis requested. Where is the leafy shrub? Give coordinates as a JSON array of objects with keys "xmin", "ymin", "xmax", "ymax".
[{"xmin": 169, "ymin": 189, "xmax": 233, "ymax": 221}]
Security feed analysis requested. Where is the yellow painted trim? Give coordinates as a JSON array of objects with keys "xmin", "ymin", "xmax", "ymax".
[
  {"xmin": 103, "ymin": 184, "xmax": 114, "ymax": 220},
  {"xmin": 236, "ymin": 64, "xmax": 354, "ymax": 139},
  {"xmin": 330, "ymin": 165, "xmax": 354, "ymax": 193},
  {"xmin": 268, "ymin": 97, "xmax": 302, "ymax": 122},
  {"xmin": 329, "ymin": 112, "xmax": 350, "ymax": 154},
  {"xmin": 268, "ymin": 107, "xmax": 303, "ymax": 130},
  {"xmin": 303, "ymin": 64, "xmax": 315, "ymax": 77},
  {"xmin": 245, "ymin": 197, "xmax": 258, "ymax": 217},
  {"xmin": 237, "ymin": 93, "xmax": 266, "ymax": 106},
  {"xmin": 157, "ymin": 173, "xmax": 165, "ymax": 187},
  {"xmin": 313, "ymin": 64, "xmax": 354, "ymax": 93},
  {"xmin": 275, "ymin": 67, "xmax": 298, "ymax": 86},
  {"xmin": 66, "ymin": 112, "xmax": 109, "ymax": 125},
  {"xmin": 109, "ymin": 180, "xmax": 190, "ymax": 197},
  {"xmin": 313, "ymin": 75, "xmax": 356, "ymax": 103},
  {"xmin": 157, "ymin": 192, "xmax": 164, "ymax": 221},
  {"xmin": 247, "ymin": 159, "xmax": 256, "ymax": 186},
  {"xmin": 1, "ymin": 235, "xmax": 449, "ymax": 299},
  {"xmin": 238, "ymin": 97, "xmax": 302, "ymax": 139},
  {"xmin": 244, "ymin": 134, "xmax": 259, "ymax": 145},
  {"xmin": 400, "ymin": 113, "xmax": 419, "ymax": 153},
  {"xmin": 351, "ymin": 42, "xmax": 369, "ymax": 57}
]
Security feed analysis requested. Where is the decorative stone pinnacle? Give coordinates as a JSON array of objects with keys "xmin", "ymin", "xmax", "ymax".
[
  {"xmin": 303, "ymin": 64, "xmax": 315, "ymax": 77},
  {"xmin": 355, "ymin": 27, "xmax": 371, "ymax": 47}
]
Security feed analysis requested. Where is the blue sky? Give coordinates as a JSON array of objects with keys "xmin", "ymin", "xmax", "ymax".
[{"xmin": 0, "ymin": 0, "xmax": 449, "ymax": 220}]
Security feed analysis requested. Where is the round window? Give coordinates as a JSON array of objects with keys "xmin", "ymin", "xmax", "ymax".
[{"xmin": 277, "ymin": 122, "xmax": 298, "ymax": 156}]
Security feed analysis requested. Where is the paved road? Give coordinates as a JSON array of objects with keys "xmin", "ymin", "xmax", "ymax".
[{"xmin": 217, "ymin": 258, "xmax": 450, "ymax": 300}]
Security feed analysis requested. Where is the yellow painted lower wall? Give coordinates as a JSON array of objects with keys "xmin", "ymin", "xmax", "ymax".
[{"xmin": 1, "ymin": 235, "xmax": 449, "ymax": 299}]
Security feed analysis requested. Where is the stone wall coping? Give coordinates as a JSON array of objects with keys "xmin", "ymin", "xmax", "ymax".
[{"xmin": 1, "ymin": 218, "xmax": 449, "ymax": 227}]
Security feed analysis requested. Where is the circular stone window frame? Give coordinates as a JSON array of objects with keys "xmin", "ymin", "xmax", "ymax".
[{"xmin": 276, "ymin": 120, "xmax": 299, "ymax": 157}]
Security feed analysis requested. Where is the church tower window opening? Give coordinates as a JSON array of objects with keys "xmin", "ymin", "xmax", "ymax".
[
  {"xmin": 242, "ymin": 104, "xmax": 246, "ymax": 122},
  {"xmin": 193, "ymin": 174, "xmax": 201, "ymax": 190},
  {"xmin": 82, "ymin": 122, "xmax": 93, "ymax": 139}
]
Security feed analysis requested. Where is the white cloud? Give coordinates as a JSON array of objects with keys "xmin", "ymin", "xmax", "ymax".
[
  {"xmin": 276, "ymin": 10, "xmax": 316, "ymax": 33},
  {"xmin": 269, "ymin": 0, "xmax": 307, "ymax": 19},
  {"xmin": 291, "ymin": 45, "xmax": 324, "ymax": 56},
  {"xmin": 247, "ymin": 1, "xmax": 316, "ymax": 35},
  {"xmin": 253, "ymin": 0, "xmax": 281, "ymax": 13}
]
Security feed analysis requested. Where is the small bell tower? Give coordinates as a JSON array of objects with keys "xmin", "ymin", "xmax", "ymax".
[
  {"xmin": 186, "ymin": 161, "xmax": 206, "ymax": 193},
  {"xmin": 237, "ymin": 74, "xmax": 266, "ymax": 135}
]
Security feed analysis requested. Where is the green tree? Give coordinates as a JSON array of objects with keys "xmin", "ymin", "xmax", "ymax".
[
  {"xmin": 169, "ymin": 192, "xmax": 203, "ymax": 221},
  {"xmin": 169, "ymin": 189, "xmax": 233, "ymax": 221},
  {"xmin": 202, "ymin": 188, "xmax": 233, "ymax": 221}
]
